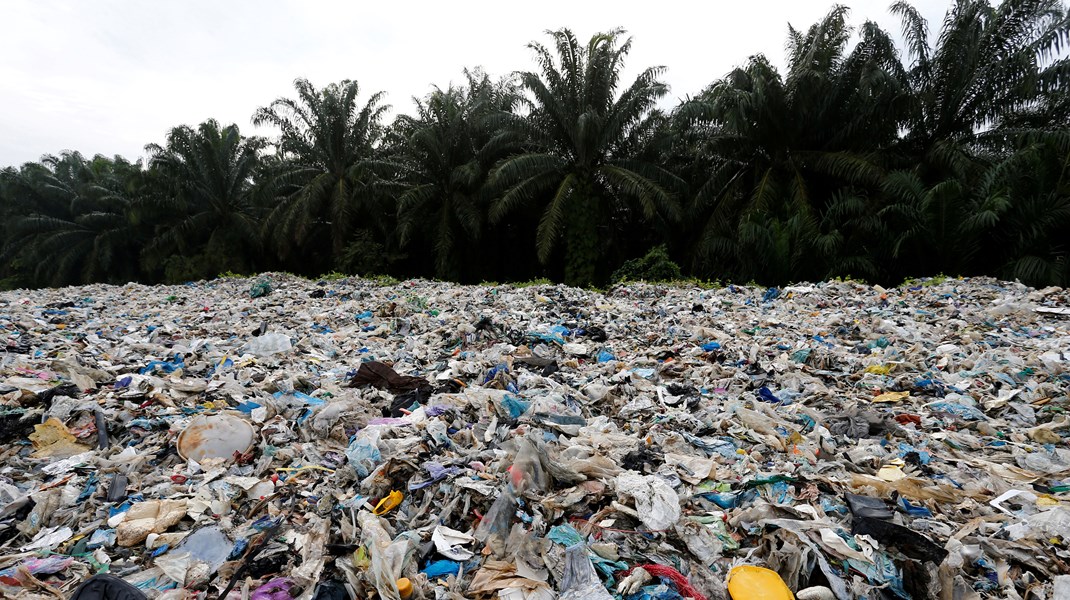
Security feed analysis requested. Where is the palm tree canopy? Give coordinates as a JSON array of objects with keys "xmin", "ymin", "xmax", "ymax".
[
  {"xmin": 253, "ymin": 78, "xmax": 391, "ymax": 267},
  {"xmin": 0, "ymin": 152, "xmax": 146, "ymax": 286},
  {"xmin": 492, "ymin": 28, "xmax": 682, "ymax": 285},
  {"xmin": 2, "ymin": 3, "xmax": 1068, "ymax": 290},
  {"xmin": 392, "ymin": 70, "xmax": 521, "ymax": 279},
  {"xmin": 142, "ymin": 119, "xmax": 265, "ymax": 279}
]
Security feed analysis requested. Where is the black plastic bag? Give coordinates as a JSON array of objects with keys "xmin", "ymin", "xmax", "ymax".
[{"xmin": 68, "ymin": 574, "xmax": 147, "ymax": 600}]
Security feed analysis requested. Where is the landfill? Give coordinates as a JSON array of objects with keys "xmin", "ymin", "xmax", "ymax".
[{"xmin": 0, "ymin": 274, "xmax": 1068, "ymax": 600}]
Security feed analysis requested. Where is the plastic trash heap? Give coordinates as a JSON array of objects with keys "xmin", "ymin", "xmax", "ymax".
[{"xmin": 0, "ymin": 274, "xmax": 1068, "ymax": 599}]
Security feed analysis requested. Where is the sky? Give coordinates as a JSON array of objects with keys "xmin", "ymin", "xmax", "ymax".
[{"xmin": 0, "ymin": 0, "xmax": 950, "ymax": 167}]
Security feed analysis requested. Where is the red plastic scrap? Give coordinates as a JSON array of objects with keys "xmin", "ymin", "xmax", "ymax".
[{"xmin": 895, "ymin": 413, "xmax": 922, "ymax": 427}]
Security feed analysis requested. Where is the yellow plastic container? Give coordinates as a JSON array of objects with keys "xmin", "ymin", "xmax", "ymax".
[
  {"xmin": 373, "ymin": 490, "xmax": 403, "ymax": 515},
  {"xmin": 397, "ymin": 577, "xmax": 413, "ymax": 599},
  {"xmin": 726, "ymin": 565, "xmax": 794, "ymax": 600}
]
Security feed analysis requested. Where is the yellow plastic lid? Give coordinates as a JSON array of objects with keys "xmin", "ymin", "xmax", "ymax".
[
  {"xmin": 397, "ymin": 577, "xmax": 413, "ymax": 599},
  {"xmin": 726, "ymin": 565, "xmax": 794, "ymax": 600}
]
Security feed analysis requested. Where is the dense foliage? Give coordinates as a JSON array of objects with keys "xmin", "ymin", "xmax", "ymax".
[{"xmin": 3, "ymin": 0, "xmax": 1069, "ymax": 289}]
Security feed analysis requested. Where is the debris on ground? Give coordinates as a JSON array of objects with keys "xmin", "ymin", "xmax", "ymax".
[{"xmin": 0, "ymin": 274, "xmax": 1068, "ymax": 599}]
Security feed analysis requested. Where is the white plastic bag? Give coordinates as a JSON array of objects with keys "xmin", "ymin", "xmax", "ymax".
[{"xmin": 613, "ymin": 471, "xmax": 681, "ymax": 530}]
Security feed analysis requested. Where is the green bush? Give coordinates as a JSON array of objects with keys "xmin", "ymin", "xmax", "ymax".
[
  {"xmin": 612, "ymin": 245, "xmax": 682, "ymax": 283},
  {"xmin": 513, "ymin": 278, "xmax": 552, "ymax": 288},
  {"xmin": 339, "ymin": 229, "xmax": 389, "ymax": 276},
  {"xmin": 163, "ymin": 255, "xmax": 209, "ymax": 283}
]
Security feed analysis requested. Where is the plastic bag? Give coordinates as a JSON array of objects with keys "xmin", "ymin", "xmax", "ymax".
[
  {"xmin": 559, "ymin": 544, "xmax": 613, "ymax": 600},
  {"xmin": 245, "ymin": 333, "xmax": 292, "ymax": 357},
  {"xmin": 614, "ymin": 472, "xmax": 681, "ymax": 530},
  {"xmin": 357, "ymin": 511, "xmax": 415, "ymax": 600},
  {"xmin": 1053, "ymin": 576, "xmax": 1070, "ymax": 599},
  {"xmin": 250, "ymin": 577, "xmax": 297, "ymax": 598},
  {"xmin": 501, "ymin": 394, "xmax": 532, "ymax": 419},
  {"xmin": 172, "ymin": 526, "xmax": 231, "ymax": 580},
  {"xmin": 474, "ymin": 486, "xmax": 516, "ymax": 556},
  {"xmin": 345, "ymin": 428, "xmax": 383, "ymax": 478},
  {"xmin": 1025, "ymin": 507, "xmax": 1070, "ymax": 538},
  {"xmin": 565, "ymin": 455, "xmax": 622, "ymax": 481},
  {"xmin": 249, "ymin": 278, "xmax": 272, "ymax": 298},
  {"xmin": 510, "ymin": 436, "xmax": 549, "ymax": 495},
  {"xmin": 69, "ymin": 574, "xmax": 148, "ymax": 600}
]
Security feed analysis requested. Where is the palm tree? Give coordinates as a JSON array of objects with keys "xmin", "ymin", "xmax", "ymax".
[
  {"xmin": 679, "ymin": 6, "xmax": 907, "ymax": 283},
  {"xmin": 391, "ymin": 70, "xmax": 520, "ymax": 280},
  {"xmin": 974, "ymin": 137, "xmax": 1070, "ymax": 285},
  {"xmin": 143, "ymin": 119, "xmax": 265, "ymax": 281},
  {"xmin": 892, "ymin": 0, "xmax": 1070, "ymax": 161},
  {"xmin": 878, "ymin": 0, "xmax": 1070, "ymax": 283},
  {"xmin": 1, "ymin": 152, "xmax": 145, "ymax": 287},
  {"xmin": 491, "ymin": 28, "xmax": 682, "ymax": 287},
  {"xmin": 2, "ymin": 6, "xmax": 1067, "ymax": 290},
  {"xmin": 253, "ymin": 78, "xmax": 390, "ymax": 272}
]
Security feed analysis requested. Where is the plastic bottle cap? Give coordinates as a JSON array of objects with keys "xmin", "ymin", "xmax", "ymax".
[{"xmin": 397, "ymin": 577, "xmax": 413, "ymax": 599}]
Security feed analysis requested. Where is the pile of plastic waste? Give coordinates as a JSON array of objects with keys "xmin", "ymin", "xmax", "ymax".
[{"xmin": 0, "ymin": 274, "xmax": 1068, "ymax": 600}]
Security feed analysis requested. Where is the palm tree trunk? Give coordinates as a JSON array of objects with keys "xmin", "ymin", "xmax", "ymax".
[{"xmin": 564, "ymin": 184, "xmax": 599, "ymax": 287}]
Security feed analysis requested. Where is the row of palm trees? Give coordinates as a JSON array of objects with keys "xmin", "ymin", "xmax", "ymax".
[{"xmin": 2, "ymin": 0, "xmax": 1068, "ymax": 289}]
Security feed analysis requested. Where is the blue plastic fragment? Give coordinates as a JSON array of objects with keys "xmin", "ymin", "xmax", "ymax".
[
  {"xmin": 228, "ymin": 538, "xmax": 249, "ymax": 560},
  {"xmin": 423, "ymin": 559, "xmax": 470, "ymax": 578},
  {"xmin": 899, "ymin": 497, "xmax": 933, "ymax": 517},
  {"xmin": 757, "ymin": 386, "xmax": 791, "ymax": 405},
  {"xmin": 139, "ymin": 353, "xmax": 184, "ymax": 375},
  {"xmin": 501, "ymin": 395, "xmax": 531, "ymax": 419}
]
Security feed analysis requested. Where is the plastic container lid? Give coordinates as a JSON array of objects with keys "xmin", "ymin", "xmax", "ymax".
[
  {"xmin": 396, "ymin": 577, "xmax": 413, "ymax": 599},
  {"xmin": 726, "ymin": 565, "xmax": 794, "ymax": 600},
  {"xmin": 176, "ymin": 413, "xmax": 255, "ymax": 462}
]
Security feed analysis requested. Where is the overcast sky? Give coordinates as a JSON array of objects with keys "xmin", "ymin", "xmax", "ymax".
[{"xmin": 0, "ymin": 0, "xmax": 950, "ymax": 166}]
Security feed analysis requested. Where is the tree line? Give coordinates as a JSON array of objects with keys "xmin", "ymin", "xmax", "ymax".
[{"xmin": 2, "ymin": 0, "xmax": 1068, "ymax": 289}]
